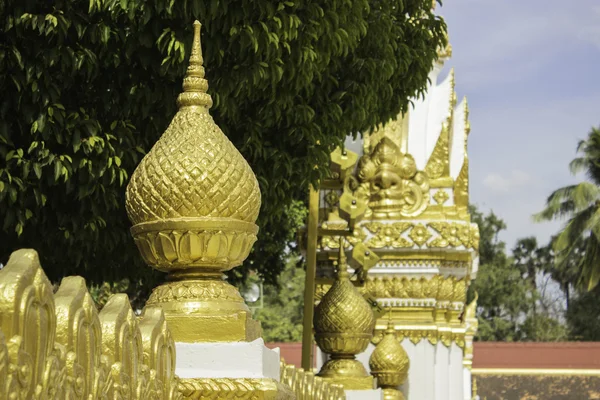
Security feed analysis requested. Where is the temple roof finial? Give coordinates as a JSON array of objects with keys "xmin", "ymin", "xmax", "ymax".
[{"xmin": 177, "ymin": 20, "xmax": 212, "ymax": 108}]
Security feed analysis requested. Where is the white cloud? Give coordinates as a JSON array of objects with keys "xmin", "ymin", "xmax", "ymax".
[{"xmin": 483, "ymin": 170, "xmax": 532, "ymax": 193}]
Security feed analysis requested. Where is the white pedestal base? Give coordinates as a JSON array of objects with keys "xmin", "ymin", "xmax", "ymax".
[
  {"xmin": 346, "ymin": 388, "xmax": 384, "ymax": 400},
  {"xmin": 175, "ymin": 338, "xmax": 281, "ymax": 380}
]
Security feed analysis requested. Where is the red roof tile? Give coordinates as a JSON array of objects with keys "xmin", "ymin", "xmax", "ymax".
[{"xmin": 472, "ymin": 342, "xmax": 600, "ymax": 369}]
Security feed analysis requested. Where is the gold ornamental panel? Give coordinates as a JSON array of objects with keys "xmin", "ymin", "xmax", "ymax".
[
  {"xmin": 320, "ymin": 221, "xmax": 479, "ymax": 252},
  {"xmin": 0, "ymin": 249, "xmax": 181, "ymax": 400}
]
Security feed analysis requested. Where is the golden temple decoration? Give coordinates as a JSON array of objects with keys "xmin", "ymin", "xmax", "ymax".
[
  {"xmin": 364, "ymin": 222, "xmax": 412, "ymax": 248},
  {"xmin": 372, "ymin": 327, "xmax": 466, "ymax": 348},
  {"xmin": 280, "ymin": 360, "xmax": 346, "ymax": 400},
  {"xmin": 0, "ymin": 249, "xmax": 180, "ymax": 400},
  {"xmin": 463, "ymin": 292, "xmax": 479, "ymax": 370},
  {"xmin": 356, "ymin": 137, "xmax": 429, "ymax": 219},
  {"xmin": 125, "ymin": 21, "xmax": 262, "ymax": 343},
  {"xmin": 407, "ymin": 223, "xmax": 431, "ymax": 247},
  {"xmin": 365, "ymin": 112, "xmax": 410, "ymax": 155},
  {"xmin": 139, "ymin": 307, "xmax": 179, "ymax": 399},
  {"xmin": 437, "ymin": 31, "xmax": 453, "ymax": 60},
  {"xmin": 433, "ymin": 189, "xmax": 450, "ymax": 205},
  {"xmin": 454, "ymin": 157, "xmax": 469, "ymax": 209},
  {"xmin": 320, "ymin": 229, "xmax": 366, "ymax": 249},
  {"xmin": 454, "ymin": 99, "xmax": 470, "ymax": 211},
  {"xmin": 314, "ymin": 241, "xmax": 376, "ymax": 390},
  {"xmin": 178, "ymin": 378, "xmax": 294, "ymax": 400},
  {"xmin": 321, "ymin": 222, "xmax": 479, "ymax": 252},
  {"xmin": 425, "ymin": 123, "xmax": 450, "ymax": 181},
  {"xmin": 369, "ymin": 320, "xmax": 410, "ymax": 400},
  {"xmin": 363, "ymin": 275, "xmax": 467, "ymax": 303}
]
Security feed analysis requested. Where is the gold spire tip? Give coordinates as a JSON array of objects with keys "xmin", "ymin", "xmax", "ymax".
[
  {"xmin": 336, "ymin": 237, "xmax": 349, "ymax": 279},
  {"xmin": 177, "ymin": 20, "xmax": 212, "ymax": 108}
]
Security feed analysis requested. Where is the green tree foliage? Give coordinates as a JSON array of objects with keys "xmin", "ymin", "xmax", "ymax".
[
  {"xmin": 566, "ymin": 286, "xmax": 600, "ymax": 341},
  {"xmin": 470, "ymin": 206, "xmax": 567, "ymax": 341},
  {"xmin": 0, "ymin": 0, "xmax": 447, "ymax": 294},
  {"xmin": 535, "ymin": 126, "xmax": 600, "ymax": 290},
  {"xmin": 252, "ymin": 255, "xmax": 305, "ymax": 342},
  {"xmin": 470, "ymin": 206, "xmax": 534, "ymax": 341}
]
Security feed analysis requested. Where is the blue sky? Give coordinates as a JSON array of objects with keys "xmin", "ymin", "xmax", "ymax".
[{"xmin": 438, "ymin": 0, "xmax": 600, "ymax": 249}]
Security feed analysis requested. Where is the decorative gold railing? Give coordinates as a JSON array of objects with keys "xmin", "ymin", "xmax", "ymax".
[
  {"xmin": 280, "ymin": 360, "xmax": 346, "ymax": 400},
  {"xmin": 0, "ymin": 249, "xmax": 180, "ymax": 400}
]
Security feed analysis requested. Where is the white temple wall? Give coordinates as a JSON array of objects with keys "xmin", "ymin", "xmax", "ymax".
[{"xmin": 317, "ymin": 339, "xmax": 466, "ymax": 400}]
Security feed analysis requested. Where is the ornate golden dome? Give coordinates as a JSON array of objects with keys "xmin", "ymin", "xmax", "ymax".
[
  {"xmin": 126, "ymin": 21, "xmax": 260, "ymax": 227},
  {"xmin": 314, "ymin": 245, "xmax": 375, "ymax": 354},
  {"xmin": 314, "ymin": 241, "xmax": 376, "ymax": 389},
  {"xmin": 126, "ymin": 21, "xmax": 261, "ymax": 273},
  {"xmin": 369, "ymin": 320, "xmax": 410, "ymax": 398}
]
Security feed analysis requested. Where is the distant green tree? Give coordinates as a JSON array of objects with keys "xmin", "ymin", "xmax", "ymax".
[
  {"xmin": 252, "ymin": 255, "xmax": 305, "ymax": 342},
  {"xmin": 470, "ymin": 206, "xmax": 567, "ymax": 341},
  {"xmin": 470, "ymin": 206, "xmax": 533, "ymax": 341},
  {"xmin": 0, "ymin": 0, "xmax": 447, "ymax": 297},
  {"xmin": 535, "ymin": 126, "xmax": 600, "ymax": 290},
  {"xmin": 566, "ymin": 286, "xmax": 600, "ymax": 341}
]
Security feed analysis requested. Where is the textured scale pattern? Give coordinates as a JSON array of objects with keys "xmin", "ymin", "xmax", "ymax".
[
  {"xmin": 370, "ymin": 331, "xmax": 409, "ymax": 373},
  {"xmin": 314, "ymin": 277, "xmax": 375, "ymax": 335},
  {"xmin": 126, "ymin": 109, "xmax": 261, "ymax": 225}
]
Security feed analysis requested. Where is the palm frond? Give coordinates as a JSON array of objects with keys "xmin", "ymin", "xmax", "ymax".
[
  {"xmin": 554, "ymin": 205, "xmax": 597, "ymax": 252},
  {"xmin": 534, "ymin": 183, "xmax": 600, "ymax": 221},
  {"xmin": 579, "ymin": 232, "xmax": 600, "ymax": 290},
  {"xmin": 569, "ymin": 157, "xmax": 589, "ymax": 175}
]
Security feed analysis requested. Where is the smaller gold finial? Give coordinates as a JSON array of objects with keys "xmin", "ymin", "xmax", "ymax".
[
  {"xmin": 369, "ymin": 308, "xmax": 410, "ymax": 400},
  {"xmin": 177, "ymin": 20, "xmax": 212, "ymax": 108},
  {"xmin": 313, "ymin": 235, "xmax": 376, "ymax": 390}
]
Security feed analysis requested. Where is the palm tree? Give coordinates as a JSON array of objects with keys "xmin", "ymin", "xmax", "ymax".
[{"xmin": 534, "ymin": 126, "xmax": 600, "ymax": 291}]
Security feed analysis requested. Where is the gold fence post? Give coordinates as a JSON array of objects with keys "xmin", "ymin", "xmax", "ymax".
[{"xmin": 302, "ymin": 185, "xmax": 320, "ymax": 370}]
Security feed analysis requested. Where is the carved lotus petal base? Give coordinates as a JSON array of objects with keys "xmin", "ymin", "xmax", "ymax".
[
  {"xmin": 314, "ymin": 333, "xmax": 371, "ymax": 355},
  {"xmin": 383, "ymin": 387, "xmax": 405, "ymax": 400},
  {"xmin": 372, "ymin": 371, "xmax": 407, "ymax": 387},
  {"xmin": 131, "ymin": 218, "xmax": 258, "ymax": 273},
  {"xmin": 317, "ymin": 358, "xmax": 374, "ymax": 390},
  {"xmin": 146, "ymin": 279, "xmax": 261, "ymax": 343}
]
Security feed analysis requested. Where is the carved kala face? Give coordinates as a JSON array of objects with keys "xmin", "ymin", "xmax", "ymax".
[{"xmin": 357, "ymin": 137, "xmax": 429, "ymax": 217}]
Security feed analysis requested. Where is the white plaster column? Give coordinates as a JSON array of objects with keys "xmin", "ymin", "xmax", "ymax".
[
  {"xmin": 463, "ymin": 367, "xmax": 472, "ymax": 400},
  {"xmin": 434, "ymin": 343, "xmax": 450, "ymax": 400},
  {"xmin": 449, "ymin": 343, "xmax": 464, "ymax": 400},
  {"xmin": 175, "ymin": 338, "xmax": 281, "ymax": 380}
]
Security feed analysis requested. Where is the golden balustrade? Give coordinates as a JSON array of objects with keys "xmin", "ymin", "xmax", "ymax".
[
  {"xmin": 0, "ymin": 248, "xmax": 180, "ymax": 400},
  {"xmin": 280, "ymin": 360, "xmax": 346, "ymax": 400}
]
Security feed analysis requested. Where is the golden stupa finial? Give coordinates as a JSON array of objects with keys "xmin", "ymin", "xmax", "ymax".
[
  {"xmin": 313, "ymin": 236, "xmax": 376, "ymax": 390},
  {"xmin": 369, "ymin": 309, "xmax": 410, "ymax": 400},
  {"xmin": 126, "ymin": 21, "xmax": 262, "ymax": 343}
]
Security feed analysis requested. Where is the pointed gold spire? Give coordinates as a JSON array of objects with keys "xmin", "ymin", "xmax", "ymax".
[
  {"xmin": 336, "ymin": 237, "xmax": 349, "ymax": 279},
  {"xmin": 177, "ymin": 21, "xmax": 212, "ymax": 109}
]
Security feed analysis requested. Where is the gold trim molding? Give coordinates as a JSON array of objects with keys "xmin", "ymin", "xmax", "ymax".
[
  {"xmin": 320, "ymin": 221, "xmax": 479, "ymax": 252},
  {"xmin": 178, "ymin": 378, "xmax": 294, "ymax": 400},
  {"xmin": 372, "ymin": 326, "xmax": 466, "ymax": 348}
]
